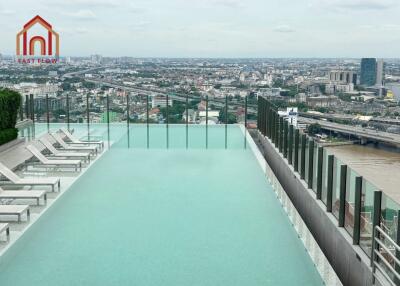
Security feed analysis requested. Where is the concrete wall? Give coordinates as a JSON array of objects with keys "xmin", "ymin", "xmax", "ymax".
[{"xmin": 251, "ymin": 130, "xmax": 375, "ymax": 286}]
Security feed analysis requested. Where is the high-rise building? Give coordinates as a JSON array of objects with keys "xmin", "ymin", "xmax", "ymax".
[
  {"xmin": 360, "ymin": 58, "xmax": 377, "ymax": 86},
  {"xmin": 328, "ymin": 71, "xmax": 357, "ymax": 85},
  {"xmin": 0, "ymin": 53, "xmax": 2, "ymax": 63},
  {"xmin": 376, "ymin": 59, "xmax": 384, "ymax": 87},
  {"xmin": 90, "ymin": 54, "xmax": 103, "ymax": 64}
]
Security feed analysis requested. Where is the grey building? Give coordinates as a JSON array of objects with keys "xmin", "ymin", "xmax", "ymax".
[{"xmin": 376, "ymin": 59, "xmax": 384, "ymax": 86}]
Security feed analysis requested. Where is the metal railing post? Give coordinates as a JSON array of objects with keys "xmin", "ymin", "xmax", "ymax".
[
  {"xmin": 25, "ymin": 94, "xmax": 29, "ymax": 119},
  {"xmin": 244, "ymin": 96, "xmax": 247, "ymax": 149},
  {"xmin": 288, "ymin": 125, "xmax": 293, "ymax": 165},
  {"xmin": 353, "ymin": 176, "xmax": 363, "ymax": 245},
  {"xmin": 308, "ymin": 140, "xmax": 314, "ymax": 189},
  {"xmin": 275, "ymin": 113, "xmax": 279, "ymax": 147},
  {"xmin": 371, "ymin": 191, "xmax": 382, "ymax": 264},
  {"xmin": 300, "ymin": 134, "xmax": 306, "ymax": 179},
  {"xmin": 257, "ymin": 98, "xmax": 260, "ymax": 133},
  {"xmin": 30, "ymin": 94, "xmax": 35, "ymax": 138},
  {"xmin": 126, "ymin": 92, "xmax": 130, "ymax": 148},
  {"xmin": 46, "ymin": 94, "xmax": 50, "ymax": 133},
  {"xmin": 106, "ymin": 93, "xmax": 110, "ymax": 149},
  {"xmin": 283, "ymin": 121, "xmax": 288, "ymax": 158},
  {"xmin": 338, "ymin": 165, "xmax": 347, "ymax": 227},
  {"xmin": 166, "ymin": 94, "xmax": 169, "ymax": 149},
  {"xmin": 294, "ymin": 129, "xmax": 299, "ymax": 172},
  {"xmin": 316, "ymin": 147, "xmax": 324, "ymax": 200},
  {"xmin": 206, "ymin": 95, "xmax": 208, "ymax": 149},
  {"xmin": 279, "ymin": 117, "xmax": 284, "ymax": 153},
  {"xmin": 225, "ymin": 95, "xmax": 228, "ymax": 149},
  {"xmin": 326, "ymin": 155, "xmax": 334, "ymax": 212},
  {"xmin": 146, "ymin": 95, "xmax": 149, "ymax": 149},
  {"xmin": 186, "ymin": 93, "xmax": 189, "ymax": 149},
  {"xmin": 19, "ymin": 95, "xmax": 23, "ymax": 121},
  {"xmin": 66, "ymin": 93, "xmax": 70, "ymax": 131},
  {"xmin": 86, "ymin": 94, "xmax": 90, "ymax": 142}
]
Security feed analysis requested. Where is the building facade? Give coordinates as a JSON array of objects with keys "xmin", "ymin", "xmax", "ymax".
[{"xmin": 360, "ymin": 58, "xmax": 377, "ymax": 86}]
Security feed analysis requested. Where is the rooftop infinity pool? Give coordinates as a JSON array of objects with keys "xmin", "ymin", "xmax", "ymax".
[{"xmin": 1, "ymin": 124, "xmax": 324, "ymax": 285}]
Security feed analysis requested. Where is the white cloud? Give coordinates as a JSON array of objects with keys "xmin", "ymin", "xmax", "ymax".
[
  {"xmin": 0, "ymin": 9, "xmax": 15, "ymax": 15},
  {"xmin": 129, "ymin": 21, "xmax": 151, "ymax": 31},
  {"xmin": 273, "ymin": 25, "xmax": 295, "ymax": 33},
  {"xmin": 42, "ymin": 0, "xmax": 119, "ymax": 8},
  {"xmin": 65, "ymin": 10, "xmax": 97, "ymax": 20},
  {"xmin": 314, "ymin": 0, "xmax": 397, "ymax": 11},
  {"xmin": 213, "ymin": 0, "xmax": 243, "ymax": 8}
]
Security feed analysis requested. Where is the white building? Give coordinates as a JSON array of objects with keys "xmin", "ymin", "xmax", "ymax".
[
  {"xmin": 376, "ymin": 59, "xmax": 384, "ymax": 86},
  {"xmin": 151, "ymin": 96, "xmax": 173, "ymax": 108},
  {"xmin": 325, "ymin": 83, "xmax": 354, "ymax": 94},
  {"xmin": 278, "ymin": 107, "xmax": 298, "ymax": 127}
]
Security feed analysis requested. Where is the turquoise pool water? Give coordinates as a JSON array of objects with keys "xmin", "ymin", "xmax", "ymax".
[{"xmin": 4, "ymin": 125, "xmax": 324, "ymax": 285}]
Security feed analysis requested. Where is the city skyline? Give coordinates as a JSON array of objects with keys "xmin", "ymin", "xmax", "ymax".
[{"xmin": 1, "ymin": 0, "xmax": 400, "ymax": 58}]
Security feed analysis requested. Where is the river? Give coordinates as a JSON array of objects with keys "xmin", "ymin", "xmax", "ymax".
[{"xmin": 326, "ymin": 144, "xmax": 400, "ymax": 204}]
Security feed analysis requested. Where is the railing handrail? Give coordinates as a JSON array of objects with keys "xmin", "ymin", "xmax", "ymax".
[
  {"xmin": 373, "ymin": 225, "xmax": 400, "ymax": 285},
  {"xmin": 375, "ymin": 226, "xmax": 400, "ymax": 252}
]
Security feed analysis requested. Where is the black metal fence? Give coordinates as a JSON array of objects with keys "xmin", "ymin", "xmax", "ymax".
[{"xmin": 257, "ymin": 96, "xmax": 400, "ymax": 284}]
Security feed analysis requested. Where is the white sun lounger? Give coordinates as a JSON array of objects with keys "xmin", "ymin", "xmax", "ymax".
[
  {"xmin": 0, "ymin": 223, "xmax": 10, "ymax": 242},
  {"xmin": 0, "ymin": 205, "xmax": 30, "ymax": 222},
  {"xmin": 39, "ymin": 137, "xmax": 91, "ymax": 163},
  {"xmin": 61, "ymin": 129, "xmax": 104, "ymax": 150},
  {"xmin": 0, "ymin": 162, "xmax": 60, "ymax": 192},
  {"xmin": 52, "ymin": 133, "xmax": 98, "ymax": 155},
  {"xmin": 26, "ymin": 145, "xmax": 82, "ymax": 171},
  {"xmin": 0, "ymin": 187, "xmax": 47, "ymax": 206}
]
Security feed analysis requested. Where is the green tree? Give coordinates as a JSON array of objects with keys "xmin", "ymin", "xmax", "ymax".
[
  {"xmin": 307, "ymin": 123, "xmax": 322, "ymax": 136},
  {"xmin": 219, "ymin": 111, "xmax": 237, "ymax": 124}
]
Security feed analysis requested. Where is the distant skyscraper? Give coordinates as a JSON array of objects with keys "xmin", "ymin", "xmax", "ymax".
[
  {"xmin": 0, "ymin": 53, "xmax": 2, "ymax": 63},
  {"xmin": 376, "ymin": 59, "xmax": 384, "ymax": 87},
  {"xmin": 91, "ymin": 54, "xmax": 103, "ymax": 64},
  {"xmin": 360, "ymin": 58, "xmax": 377, "ymax": 86}
]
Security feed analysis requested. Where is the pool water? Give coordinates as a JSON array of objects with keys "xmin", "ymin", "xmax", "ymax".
[{"xmin": 3, "ymin": 125, "xmax": 324, "ymax": 285}]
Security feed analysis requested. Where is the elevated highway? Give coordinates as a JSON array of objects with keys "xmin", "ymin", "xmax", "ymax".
[{"xmin": 298, "ymin": 117, "xmax": 400, "ymax": 147}]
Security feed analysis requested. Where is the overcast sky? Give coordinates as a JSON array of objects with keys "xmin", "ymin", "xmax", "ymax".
[{"xmin": 1, "ymin": 0, "xmax": 400, "ymax": 58}]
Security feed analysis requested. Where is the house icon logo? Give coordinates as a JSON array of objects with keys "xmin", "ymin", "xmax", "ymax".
[{"xmin": 16, "ymin": 15, "xmax": 60, "ymax": 64}]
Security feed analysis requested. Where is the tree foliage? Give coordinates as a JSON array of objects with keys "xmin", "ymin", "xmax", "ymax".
[
  {"xmin": 307, "ymin": 123, "xmax": 322, "ymax": 136},
  {"xmin": 0, "ymin": 88, "xmax": 21, "ymax": 145}
]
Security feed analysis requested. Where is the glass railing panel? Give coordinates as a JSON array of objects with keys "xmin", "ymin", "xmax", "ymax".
[
  {"xmin": 304, "ymin": 138, "xmax": 309, "ymax": 184},
  {"xmin": 344, "ymin": 168, "xmax": 359, "ymax": 236},
  {"xmin": 381, "ymin": 195, "xmax": 400, "ymax": 242},
  {"xmin": 297, "ymin": 132, "xmax": 302, "ymax": 173},
  {"xmin": 227, "ymin": 124, "xmax": 244, "ymax": 149},
  {"xmin": 188, "ymin": 125, "xmax": 207, "ymax": 149},
  {"xmin": 312, "ymin": 142, "xmax": 318, "ymax": 193},
  {"xmin": 292, "ymin": 129, "xmax": 296, "ymax": 166},
  {"xmin": 169, "ymin": 124, "xmax": 187, "ymax": 149},
  {"xmin": 321, "ymin": 148, "xmax": 329, "ymax": 205},
  {"xmin": 149, "ymin": 124, "xmax": 167, "ymax": 149},
  {"xmin": 359, "ymin": 179, "xmax": 377, "ymax": 257},
  {"xmin": 332, "ymin": 157, "xmax": 343, "ymax": 220}
]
